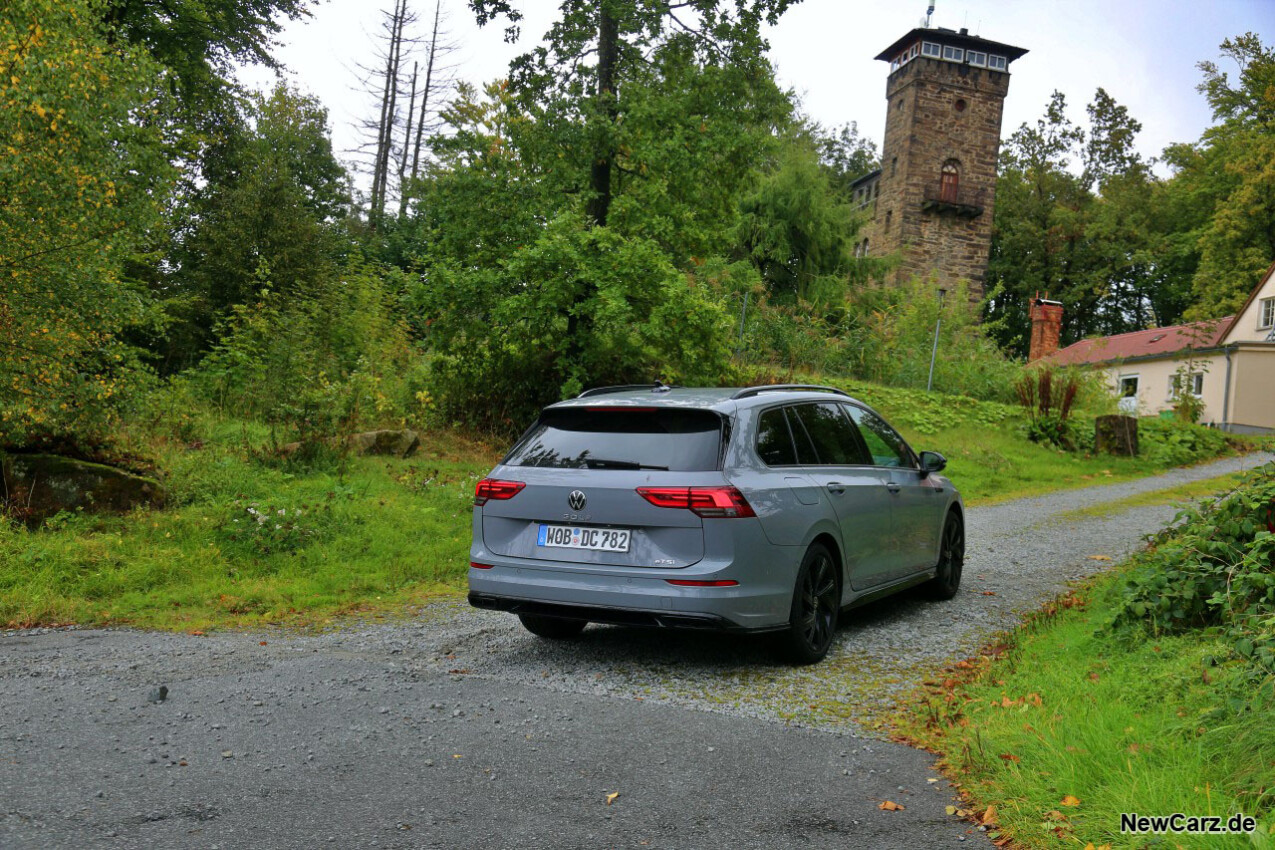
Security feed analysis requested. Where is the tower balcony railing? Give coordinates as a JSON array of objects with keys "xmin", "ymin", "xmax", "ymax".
[{"xmin": 921, "ymin": 183, "xmax": 986, "ymax": 218}]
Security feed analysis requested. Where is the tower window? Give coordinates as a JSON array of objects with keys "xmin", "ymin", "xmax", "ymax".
[
  {"xmin": 890, "ymin": 156, "xmax": 897, "ymax": 177},
  {"xmin": 966, "ymin": 51, "xmax": 987, "ymax": 67},
  {"xmin": 921, "ymin": 42, "xmax": 941, "ymax": 58},
  {"xmin": 954, "ymin": 98, "xmax": 967, "ymax": 112},
  {"xmin": 940, "ymin": 160, "xmax": 960, "ymax": 203},
  {"xmin": 885, "ymin": 210, "xmax": 892, "ymax": 232},
  {"xmin": 988, "ymin": 55, "xmax": 1007, "ymax": 71},
  {"xmin": 942, "ymin": 45, "xmax": 964, "ymax": 62}
]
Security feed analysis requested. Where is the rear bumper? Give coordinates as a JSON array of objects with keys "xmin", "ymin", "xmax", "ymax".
[
  {"xmin": 466, "ymin": 558, "xmax": 793, "ymax": 632},
  {"xmin": 467, "ymin": 592, "xmax": 781, "ymax": 633}
]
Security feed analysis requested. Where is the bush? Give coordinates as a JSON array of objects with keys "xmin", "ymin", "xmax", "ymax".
[
  {"xmin": 1139, "ymin": 417, "xmax": 1231, "ymax": 466},
  {"xmin": 184, "ymin": 259, "xmax": 418, "ymax": 452},
  {"xmin": 1109, "ymin": 462, "xmax": 1275, "ymax": 678},
  {"xmin": 415, "ymin": 214, "xmax": 736, "ymax": 433}
]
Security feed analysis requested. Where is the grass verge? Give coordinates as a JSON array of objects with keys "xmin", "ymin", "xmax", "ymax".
[
  {"xmin": 0, "ymin": 428, "xmax": 500, "ymax": 631},
  {"xmin": 892, "ymin": 545, "xmax": 1275, "ymax": 847},
  {"xmin": 1, "ymin": 377, "xmax": 1268, "ymax": 631}
]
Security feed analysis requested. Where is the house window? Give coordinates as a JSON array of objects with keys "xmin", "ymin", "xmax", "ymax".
[
  {"xmin": 940, "ymin": 160, "xmax": 960, "ymax": 203},
  {"xmin": 1260, "ymin": 296, "xmax": 1275, "ymax": 329},
  {"xmin": 1168, "ymin": 372, "xmax": 1204, "ymax": 399},
  {"xmin": 1119, "ymin": 375, "xmax": 1139, "ymax": 398},
  {"xmin": 921, "ymin": 42, "xmax": 941, "ymax": 58},
  {"xmin": 966, "ymin": 51, "xmax": 987, "ymax": 67},
  {"xmin": 988, "ymin": 55, "xmax": 1007, "ymax": 71},
  {"xmin": 943, "ymin": 45, "xmax": 964, "ymax": 62}
]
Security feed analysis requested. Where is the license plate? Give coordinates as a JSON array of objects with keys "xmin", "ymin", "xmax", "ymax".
[{"xmin": 537, "ymin": 524, "xmax": 631, "ymax": 552}]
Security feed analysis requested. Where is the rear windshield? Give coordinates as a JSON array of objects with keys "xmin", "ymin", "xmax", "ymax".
[{"xmin": 504, "ymin": 408, "xmax": 724, "ymax": 471}]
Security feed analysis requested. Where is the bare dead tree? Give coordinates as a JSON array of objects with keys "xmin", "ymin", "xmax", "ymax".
[
  {"xmin": 352, "ymin": 0, "xmax": 459, "ymax": 224},
  {"xmin": 402, "ymin": 0, "xmax": 459, "ymax": 210}
]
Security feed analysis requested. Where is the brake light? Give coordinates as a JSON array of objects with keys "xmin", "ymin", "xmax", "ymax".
[
  {"xmin": 470, "ymin": 561, "xmax": 493, "ymax": 570},
  {"xmin": 665, "ymin": 579, "xmax": 739, "ymax": 587},
  {"xmin": 474, "ymin": 478, "xmax": 526, "ymax": 505},
  {"xmin": 636, "ymin": 486, "xmax": 756, "ymax": 518}
]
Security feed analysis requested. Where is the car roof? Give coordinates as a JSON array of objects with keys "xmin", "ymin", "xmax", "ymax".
[{"xmin": 546, "ymin": 385, "xmax": 864, "ymax": 414}]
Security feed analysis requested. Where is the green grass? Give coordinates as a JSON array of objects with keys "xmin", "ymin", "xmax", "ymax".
[
  {"xmin": 0, "ymin": 427, "xmax": 501, "ymax": 631},
  {"xmin": 893, "ymin": 574, "xmax": 1275, "ymax": 849},
  {"xmin": 1, "ymin": 375, "xmax": 1267, "ymax": 631}
]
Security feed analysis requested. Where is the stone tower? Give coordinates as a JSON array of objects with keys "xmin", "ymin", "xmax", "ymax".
[{"xmin": 850, "ymin": 26, "xmax": 1027, "ymax": 301}]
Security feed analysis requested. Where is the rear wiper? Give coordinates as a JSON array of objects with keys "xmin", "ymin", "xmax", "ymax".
[{"xmin": 583, "ymin": 458, "xmax": 669, "ymax": 470}]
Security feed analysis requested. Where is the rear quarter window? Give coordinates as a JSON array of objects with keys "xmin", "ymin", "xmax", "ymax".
[{"xmin": 504, "ymin": 408, "xmax": 724, "ymax": 471}]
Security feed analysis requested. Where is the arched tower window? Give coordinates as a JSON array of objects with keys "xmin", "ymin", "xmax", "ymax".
[{"xmin": 940, "ymin": 160, "xmax": 960, "ymax": 203}]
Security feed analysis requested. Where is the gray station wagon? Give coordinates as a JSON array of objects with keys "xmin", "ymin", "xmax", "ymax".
[{"xmin": 468, "ymin": 384, "xmax": 964, "ymax": 663}]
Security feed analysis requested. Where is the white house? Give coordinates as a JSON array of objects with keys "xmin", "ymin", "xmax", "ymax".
[{"xmin": 1036, "ymin": 261, "xmax": 1275, "ymax": 434}]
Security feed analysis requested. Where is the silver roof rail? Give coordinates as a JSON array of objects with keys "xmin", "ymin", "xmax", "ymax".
[
  {"xmin": 577, "ymin": 382, "xmax": 679, "ymax": 398},
  {"xmin": 730, "ymin": 384, "xmax": 851, "ymax": 401}
]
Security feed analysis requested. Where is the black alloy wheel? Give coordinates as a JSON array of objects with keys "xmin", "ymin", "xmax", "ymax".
[
  {"xmin": 518, "ymin": 613, "xmax": 588, "ymax": 639},
  {"xmin": 782, "ymin": 543, "xmax": 840, "ymax": 664},
  {"xmin": 923, "ymin": 511, "xmax": 964, "ymax": 600}
]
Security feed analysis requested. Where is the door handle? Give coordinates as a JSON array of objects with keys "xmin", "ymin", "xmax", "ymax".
[
  {"xmin": 826, "ymin": 482, "xmax": 846, "ymax": 495},
  {"xmin": 886, "ymin": 482, "xmax": 901, "ymax": 494}
]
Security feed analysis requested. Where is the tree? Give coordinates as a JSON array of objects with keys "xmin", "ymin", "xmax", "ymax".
[
  {"xmin": 469, "ymin": 0, "xmax": 797, "ymax": 228},
  {"xmin": 811, "ymin": 121, "xmax": 879, "ymax": 200},
  {"xmin": 1183, "ymin": 34, "xmax": 1275, "ymax": 318},
  {"xmin": 102, "ymin": 0, "xmax": 311, "ymax": 125},
  {"xmin": 167, "ymin": 84, "xmax": 349, "ymax": 360},
  {"xmin": 1, "ymin": 0, "xmax": 174, "ymax": 448},
  {"xmin": 737, "ymin": 141, "xmax": 879, "ymax": 303}
]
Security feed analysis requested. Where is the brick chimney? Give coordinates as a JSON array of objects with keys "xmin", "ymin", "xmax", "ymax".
[{"xmin": 1028, "ymin": 293, "xmax": 1064, "ymax": 362}]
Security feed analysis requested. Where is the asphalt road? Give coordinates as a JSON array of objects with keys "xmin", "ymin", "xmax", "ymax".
[{"xmin": 2, "ymin": 452, "xmax": 1270, "ymax": 849}]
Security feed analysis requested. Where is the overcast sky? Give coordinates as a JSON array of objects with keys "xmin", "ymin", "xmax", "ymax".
[{"xmin": 241, "ymin": 0, "xmax": 1273, "ymax": 187}]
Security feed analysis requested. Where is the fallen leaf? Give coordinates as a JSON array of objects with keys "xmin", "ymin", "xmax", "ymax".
[
  {"xmin": 1087, "ymin": 555, "xmax": 1112, "ymax": 561},
  {"xmin": 981, "ymin": 591, "xmax": 997, "ymax": 596},
  {"xmin": 447, "ymin": 669, "xmax": 470, "ymax": 675},
  {"xmin": 605, "ymin": 792, "xmax": 620, "ymax": 805},
  {"xmin": 1044, "ymin": 810, "xmax": 1068, "ymax": 821},
  {"xmin": 998, "ymin": 753, "xmax": 1020, "ymax": 763},
  {"xmin": 452, "ymin": 754, "xmax": 463, "ymax": 759},
  {"xmin": 1088, "ymin": 671, "xmax": 1100, "ymax": 681},
  {"xmin": 1061, "ymin": 795, "xmax": 1081, "ymax": 807},
  {"xmin": 878, "ymin": 800, "xmax": 905, "ymax": 811},
  {"xmin": 945, "ymin": 805, "xmax": 958, "ymax": 816},
  {"xmin": 188, "ymin": 630, "xmax": 204, "ymax": 636},
  {"xmin": 259, "ymin": 640, "xmax": 268, "ymax": 646},
  {"xmin": 982, "ymin": 804, "xmax": 998, "ymax": 825},
  {"xmin": 927, "ymin": 778, "xmax": 940, "ymax": 784}
]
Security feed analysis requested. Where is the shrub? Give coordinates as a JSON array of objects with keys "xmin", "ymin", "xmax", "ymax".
[
  {"xmin": 415, "ymin": 214, "xmax": 735, "ymax": 434},
  {"xmin": 1139, "ymin": 417, "xmax": 1231, "ymax": 467},
  {"xmin": 1109, "ymin": 463, "xmax": 1275, "ymax": 678},
  {"xmin": 1015, "ymin": 367, "xmax": 1081, "ymax": 447}
]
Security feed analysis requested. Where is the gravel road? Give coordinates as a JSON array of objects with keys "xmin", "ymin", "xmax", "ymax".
[{"xmin": 2, "ymin": 452, "xmax": 1270, "ymax": 849}]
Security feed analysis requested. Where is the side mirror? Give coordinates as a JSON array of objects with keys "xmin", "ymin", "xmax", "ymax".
[{"xmin": 919, "ymin": 451, "xmax": 947, "ymax": 474}]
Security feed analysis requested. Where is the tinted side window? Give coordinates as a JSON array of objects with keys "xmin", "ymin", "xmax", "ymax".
[
  {"xmin": 846, "ymin": 405, "xmax": 911, "ymax": 468},
  {"xmin": 756, "ymin": 407, "xmax": 797, "ymax": 466},
  {"xmin": 791, "ymin": 403, "xmax": 869, "ymax": 465}
]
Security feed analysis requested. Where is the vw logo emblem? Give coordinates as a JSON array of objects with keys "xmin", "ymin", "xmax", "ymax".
[{"xmin": 567, "ymin": 490, "xmax": 587, "ymax": 511}]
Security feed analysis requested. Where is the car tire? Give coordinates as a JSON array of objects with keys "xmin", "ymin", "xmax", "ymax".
[
  {"xmin": 921, "ymin": 511, "xmax": 964, "ymax": 600},
  {"xmin": 780, "ymin": 542, "xmax": 840, "ymax": 665},
  {"xmin": 518, "ymin": 613, "xmax": 587, "ymax": 639}
]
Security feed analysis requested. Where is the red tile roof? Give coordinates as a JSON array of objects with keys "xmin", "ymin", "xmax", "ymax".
[{"xmin": 1047, "ymin": 318, "xmax": 1232, "ymax": 366}]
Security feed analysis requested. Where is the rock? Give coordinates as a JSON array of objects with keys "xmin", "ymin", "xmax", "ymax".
[
  {"xmin": 1, "ymin": 453, "xmax": 166, "ymax": 523},
  {"xmin": 347, "ymin": 430, "xmax": 420, "ymax": 459},
  {"xmin": 148, "ymin": 686, "xmax": 169, "ymax": 703}
]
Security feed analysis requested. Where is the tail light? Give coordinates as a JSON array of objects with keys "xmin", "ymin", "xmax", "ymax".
[
  {"xmin": 474, "ymin": 478, "xmax": 525, "ymax": 506},
  {"xmin": 636, "ymin": 486, "xmax": 756, "ymax": 518}
]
